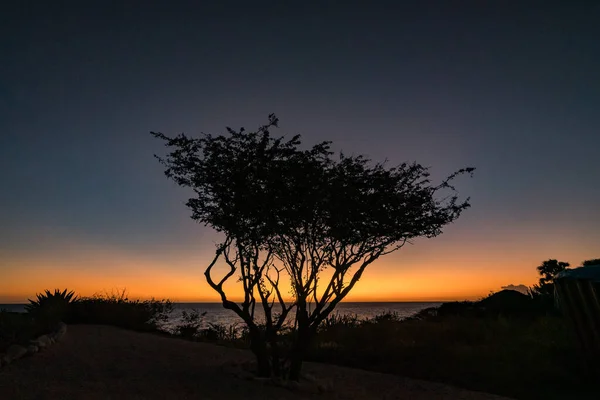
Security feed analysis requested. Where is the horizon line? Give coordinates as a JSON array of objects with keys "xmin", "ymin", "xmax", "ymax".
[{"xmin": 0, "ymin": 299, "xmax": 475, "ymax": 305}]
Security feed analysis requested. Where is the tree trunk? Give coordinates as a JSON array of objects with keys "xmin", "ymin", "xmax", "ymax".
[
  {"xmin": 289, "ymin": 302, "xmax": 311, "ymax": 381},
  {"xmin": 269, "ymin": 334, "xmax": 281, "ymax": 378},
  {"xmin": 288, "ymin": 329, "xmax": 310, "ymax": 381},
  {"xmin": 249, "ymin": 328, "xmax": 271, "ymax": 377}
]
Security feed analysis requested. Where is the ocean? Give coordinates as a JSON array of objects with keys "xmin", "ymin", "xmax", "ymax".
[{"xmin": 1, "ymin": 302, "xmax": 439, "ymax": 333}]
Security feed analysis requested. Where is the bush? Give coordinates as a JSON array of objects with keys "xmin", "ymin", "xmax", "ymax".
[
  {"xmin": 320, "ymin": 313, "xmax": 361, "ymax": 331},
  {"xmin": 198, "ymin": 322, "xmax": 242, "ymax": 342},
  {"xmin": 175, "ymin": 309, "xmax": 206, "ymax": 339},
  {"xmin": 0, "ymin": 310, "xmax": 47, "ymax": 352},
  {"xmin": 478, "ymin": 289, "xmax": 540, "ymax": 317},
  {"xmin": 436, "ymin": 301, "xmax": 482, "ymax": 317},
  {"xmin": 173, "ymin": 314, "xmax": 247, "ymax": 344},
  {"xmin": 309, "ymin": 310, "xmax": 590, "ymax": 400},
  {"xmin": 412, "ymin": 290, "xmax": 556, "ymax": 321},
  {"xmin": 25, "ymin": 289, "xmax": 77, "ymax": 330},
  {"xmin": 67, "ymin": 290, "xmax": 173, "ymax": 332}
]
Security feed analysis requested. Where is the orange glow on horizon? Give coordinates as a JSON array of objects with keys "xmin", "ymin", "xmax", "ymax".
[
  {"xmin": 1, "ymin": 224, "xmax": 596, "ymax": 304},
  {"xmin": 1, "ymin": 251, "xmax": 539, "ymax": 304}
]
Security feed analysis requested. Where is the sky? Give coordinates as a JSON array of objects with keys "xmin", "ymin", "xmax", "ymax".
[{"xmin": 1, "ymin": 1, "xmax": 599, "ymax": 303}]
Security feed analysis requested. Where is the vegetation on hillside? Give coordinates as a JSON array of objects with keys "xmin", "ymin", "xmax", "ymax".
[
  {"xmin": 0, "ymin": 311, "xmax": 48, "ymax": 353},
  {"xmin": 67, "ymin": 290, "xmax": 172, "ymax": 332},
  {"xmin": 310, "ymin": 311, "xmax": 588, "ymax": 400},
  {"xmin": 1, "ymin": 289, "xmax": 172, "ymax": 353}
]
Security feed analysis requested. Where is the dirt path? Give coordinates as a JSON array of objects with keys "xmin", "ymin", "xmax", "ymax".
[{"xmin": 0, "ymin": 325, "xmax": 512, "ymax": 400}]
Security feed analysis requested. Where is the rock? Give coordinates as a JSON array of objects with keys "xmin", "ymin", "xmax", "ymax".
[
  {"xmin": 27, "ymin": 344, "xmax": 39, "ymax": 355},
  {"xmin": 31, "ymin": 334, "xmax": 51, "ymax": 349},
  {"xmin": 279, "ymin": 379, "xmax": 324, "ymax": 395},
  {"xmin": 285, "ymin": 380, "xmax": 302, "ymax": 391},
  {"xmin": 233, "ymin": 369, "xmax": 254, "ymax": 380},
  {"xmin": 57, "ymin": 322, "xmax": 67, "ymax": 333},
  {"xmin": 54, "ymin": 322, "xmax": 67, "ymax": 340},
  {"xmin": 6, "ymin": 345, "xmax": 28, "ymax": 362},
  {"xmin": 270, "ymin": 377, "xmax": 284, "ymax": 387},
  {"xmin": 317, "ymin": 380, "xmax": 334, "ymax": 393}
]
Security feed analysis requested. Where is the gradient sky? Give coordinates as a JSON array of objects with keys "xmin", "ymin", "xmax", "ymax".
[{"xmin": 1, "ymin": 1, "xmax": 599, "ymax": 303}]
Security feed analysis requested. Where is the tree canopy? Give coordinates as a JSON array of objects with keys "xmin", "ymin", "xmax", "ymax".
[
  {"xmin": 537, "ymin": 259, "xmax": 570, "ymax": 286},
  {"xmin": 582, "ymin": 258, "xmax": 600, "ymax": 267},
  {"xmin": 152, "ymin": 114, "xmax": 474, "ymax": 379},
  {"xmin": 530, "ymin": 259, "xmax": 570, "ymax": 300}
]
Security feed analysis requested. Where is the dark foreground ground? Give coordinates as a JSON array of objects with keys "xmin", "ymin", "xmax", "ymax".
[{"xmin": 0, "ymin": 325, "xmax": 512, "ymax": 400}]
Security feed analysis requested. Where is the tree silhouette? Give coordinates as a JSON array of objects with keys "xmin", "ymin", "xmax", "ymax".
[
  {"xmin": 582, "ymin": 258, "xmax": 600, "ymax": 266},
  {"xmin": 152, "ymin": 114, "xmax": 474, "ymax": 380},
  {"xmin": 532, "ymin": 259, "xmax": 570, "ymax": 297}
]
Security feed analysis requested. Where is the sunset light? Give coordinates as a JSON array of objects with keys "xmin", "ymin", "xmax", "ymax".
[{"xmin": 1, "ymin": 2, "xmax": 598, "ymax": 398}]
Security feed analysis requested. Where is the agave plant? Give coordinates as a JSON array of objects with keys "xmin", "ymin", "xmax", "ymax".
[
  {"xmin": 25, "ymin": 289, "xmax": 77, "ymax": 311},
  {"xmin": 25, "ymin": 289, "xmax": 78, "ymax": 326}
]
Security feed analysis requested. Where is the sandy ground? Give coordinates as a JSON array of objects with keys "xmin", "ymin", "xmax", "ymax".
[{"xmin": 0, "ymin": 325, "xmax": 512, "ymax": 400}]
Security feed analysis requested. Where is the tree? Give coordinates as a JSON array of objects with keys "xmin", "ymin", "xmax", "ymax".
[
  {"xmin": 582, "ymin": 258, "xmax": 600, "ymax": 267},
  {"xmin": 152, "ymin": 114, "xmax": 474, "ymax": 380},
  {"xmin": 532, "ymin": 259, "xmax": 570, "ymax": 297}
]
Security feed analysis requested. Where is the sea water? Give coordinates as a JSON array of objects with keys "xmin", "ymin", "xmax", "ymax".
[{"xmin": 1, "ymin": 302, "xmax": 439, "ymax": 332}]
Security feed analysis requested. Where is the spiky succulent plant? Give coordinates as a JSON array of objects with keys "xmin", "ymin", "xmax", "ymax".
[{"xmin": 25, "ymin": 289, "xmax": 77, "ymax": 325}]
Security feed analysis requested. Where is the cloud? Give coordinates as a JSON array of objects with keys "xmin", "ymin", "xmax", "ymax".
[{"xmin": 501, "ymin": 284, "xmax": 529, "ymax": 295}]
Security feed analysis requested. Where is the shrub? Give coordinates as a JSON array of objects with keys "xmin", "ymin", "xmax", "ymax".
[
  {"xmin": 175, "ymin": 309, "xmax": 206, "ymax": 339},
  {"xmin": 0, "ymin": 310, "xmax": 47, "ymax": 352},
  {"xmin": 67, "ymin": 290, "xmax": 173, "ymax": 332},
  {"xmin": 308, "ymin": 310, "xmax": 589, "ymax": 400},
  {"xmin": 320, "ymin": 313, "xmax": 361, "ymax": 332},
  {"xmin": 198, "ymin": 322, "xmax": 242, "ymax": 342},
  {"xmin": 436, "ymin": 301, "xmax": 482, "ymax": 318},
  {"xmin": 582, "ymin": 258, "xmax": 600, "ymax": 266},
  {"xmin": 369, "ymin": 311, "xmax": 403, "ymax": 323},
  {"xmin": 478, "ymin": 289, "xmax": 537, "ymax": 317},
  {"xmin": 25, "ymin": 289, "xmax": 77, "ymax": 330}
]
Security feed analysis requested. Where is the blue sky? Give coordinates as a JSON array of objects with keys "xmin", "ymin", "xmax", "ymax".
[{"xmin": 1, "ymin": 1, "xmax": 599, "ymax": 301}]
